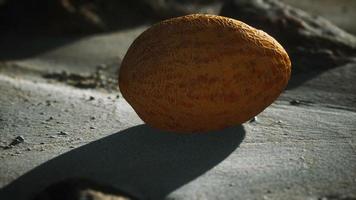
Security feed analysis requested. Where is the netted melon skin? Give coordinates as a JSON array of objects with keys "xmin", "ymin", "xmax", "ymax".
[{"xmin": 119, "ymin": 14, "xmax": 291, "ymax": 133}]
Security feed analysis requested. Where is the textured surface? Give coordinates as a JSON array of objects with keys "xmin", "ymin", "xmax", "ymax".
[
  {"xmin": 0, "ymin": 2, "xmax": 356, "ymax": 200},
  {"xmin": 221, "ymin": 0, "xmax": 356, "ymax": 75},
  {"xmin": 120, "ymin": 14, "xmax": 291, "ymax": 133},
  {"xmin": 281, "ymin": 0, "xmax": 356, "ymax": 34},
  {"xmin": 0, "ymin": 61, "xmax": 355, "ymax": 200}
]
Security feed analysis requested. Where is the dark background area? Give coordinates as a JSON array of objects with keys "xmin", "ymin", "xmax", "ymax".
[{"xmin": 0, "ymin": 0, "xmax": 222, "ymax": 35}]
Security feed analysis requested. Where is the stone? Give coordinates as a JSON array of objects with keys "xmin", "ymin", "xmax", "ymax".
[
  {"xmin": 220, "ymin": 0, "xmax": 356, "ymax": 74},
  {"xmin": 33, "ymin": 178, "xmax": 137, "ymax": 200}
]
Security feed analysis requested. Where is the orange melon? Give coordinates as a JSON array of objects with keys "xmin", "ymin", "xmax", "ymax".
[{"xmin": 119, "ymin": 14, "xmax": 291, "ymax": 133}]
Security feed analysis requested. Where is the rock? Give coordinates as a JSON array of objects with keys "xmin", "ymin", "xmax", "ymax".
[
  {"xmin": 249, "ymin": 117, "xmax": 258, "ymax": 123},
  {"xmin": 220, "ymin": 0, "xmax": 356, "ymax": 73},
  {"xmin": 6, "ymin": 136, "xmax": 25, "ymax": 148},
  {"xmin": 137, "ymin": 0, "xmax": 222, "ymax": 19},
  {"xmin": 289, "ymin": 99, "xmax": 313, "ymax": 106},
  {"xmin": 289, "ymin": 99, "xmax": 301, "ymax": 105},
  {"xmin": 33, "ymin": 178, "xmax": 137, "ymax": 200},
  {"xmin": 58, "ymin": 131, "xmax": 68, "ymax": 136}
]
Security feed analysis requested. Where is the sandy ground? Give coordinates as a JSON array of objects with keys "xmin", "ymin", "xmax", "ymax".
[
  {"xmin": 0, "ymin": 28, "xmax": 355, "ymax": 199},
  {"xmin": 0, "ymin": 3, "xmax": 356, "ymax": 199}
]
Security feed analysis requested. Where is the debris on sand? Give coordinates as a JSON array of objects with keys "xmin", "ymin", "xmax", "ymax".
[
  {"xmin": 58, "ymin": 131, "xmax": 68, "ymax": 136},
  {"xmin": 249, "ymin": 116, "xmax": 258, "ymax": 123},
  {"xmin": 46, "ymin": 116, "xmax": 54, "ymax": 121},
  {"xmin": 3, "ymin": 136, "xmax": 25, "ymax": 149},
  {"xmin": 42, "ymin": 65, "xmax": 118, "ymax": 91},
  {"xmin": 33, "ymin": 178, "xmax": 137, "ymax": 200},
  {"xmin": 42, "ymin": 71, "xmax": 97, "ymax": 89},
  {"xmin": 289, "ymin": 99, "xmax": 314, "ymax": 106},
  {"xmin": 289, "ymin": 100, "xmax": 301, "ymax": 105}
]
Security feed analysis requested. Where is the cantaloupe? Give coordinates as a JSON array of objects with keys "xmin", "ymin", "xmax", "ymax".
[{"xmin": 119, "ymin": 14, "xmax": 291, "ymax": 133}]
